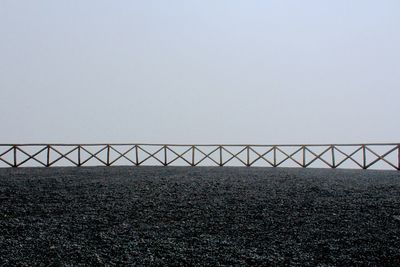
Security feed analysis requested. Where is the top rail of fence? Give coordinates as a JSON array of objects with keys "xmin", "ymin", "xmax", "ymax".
[{"xmin": 1, "ymin": 143, "xmax": 399, "ymax": 147}]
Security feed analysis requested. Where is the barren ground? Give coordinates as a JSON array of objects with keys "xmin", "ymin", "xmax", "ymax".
[{"xmin": 1, "ymin": 166, "xmax": 400, "ymax": 266}]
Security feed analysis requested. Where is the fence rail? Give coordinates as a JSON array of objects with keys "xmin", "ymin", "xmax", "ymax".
[{"xmin": 0, "ymin": 143, "xmax": 399, "ymax": 170}]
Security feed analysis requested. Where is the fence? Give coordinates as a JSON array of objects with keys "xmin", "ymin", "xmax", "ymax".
[{"xmin": 0, "ymin": 143, "xmax": 399, "ymax": 170}]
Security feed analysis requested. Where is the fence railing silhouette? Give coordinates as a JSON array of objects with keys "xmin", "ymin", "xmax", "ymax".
[{"xmin": 0, "ymin": 143, "xmax": 399, "ymax": 170}]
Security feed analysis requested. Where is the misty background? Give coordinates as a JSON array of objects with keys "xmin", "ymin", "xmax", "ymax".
[{"xmin": 1, "ymin": 1, "xmax": 399, "ymax": 145}]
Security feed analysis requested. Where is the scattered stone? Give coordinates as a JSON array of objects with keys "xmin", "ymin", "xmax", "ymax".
[{"xmin": 0, "ymin": 166, "xmax": 399, "ymax": 266}]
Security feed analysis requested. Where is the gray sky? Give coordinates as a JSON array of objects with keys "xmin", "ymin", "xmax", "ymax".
[{"xmin": 1, "ymin": 1, "xmax": 399, "ymax": 144}]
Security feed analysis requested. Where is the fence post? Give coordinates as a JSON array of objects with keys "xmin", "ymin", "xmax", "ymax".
[
  {"xmin": 273, "ymin": 146, "xmax": 277, "ymax": 167},
  {"xmin": 246, "ymin": 146, "xmax": 250, "ymax": 167},
  {"xmin": 302, "ymin": 146, "xmax": 306, "ymax": 167},
  {"xmin": 362, "ymin": 144, "xmax": 367, "ymax": 169},
  {"xmin": 398, "ymin": 144, "xmax": 400, "ymax": 171},
  {"xmin": 106, "ymin": 145, "xmax": 110, "ymax": 166},
  {"xmin": 164, "ymin": 145, "xmax": 167, "ymax": 166},
  {"xmin": 78, "ymin": 145, "xmax": 81, "ymax": 167},
  {"xmin": 135, "ymin": 145, "xmax": 139, "ymax": 166},
  {"xmin": 13, "ymin": 145, "xmax": 17, "ymax": 168},
  {"xmin": 191, "ymin": 146, "xmax": 195, "ymax": 166},
  {"xmin": 219, "ymin": 146, "xmax": 223, "ymax": 166},
  {"xmin": 46, "ymin": 145, "xmax": 50, "ymax": 167},
  {"xmin": 331, "ymin": 145, "xmax": 336, "ymax": 168}
]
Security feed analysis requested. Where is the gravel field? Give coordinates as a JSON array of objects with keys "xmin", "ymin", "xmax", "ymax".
[{"xmin": 0, "ymin": 166, "xmax": 400, "ymax": 266}]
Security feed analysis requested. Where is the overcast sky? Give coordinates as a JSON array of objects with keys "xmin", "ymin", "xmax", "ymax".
[{"xmin": 0, "ymin": 1, "xmax": 399, "ymax": 144}]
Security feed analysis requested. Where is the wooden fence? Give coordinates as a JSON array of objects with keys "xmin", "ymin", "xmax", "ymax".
[{"xmin": 0, "ymin": 143, "xmax": 399, "ymax": 170}]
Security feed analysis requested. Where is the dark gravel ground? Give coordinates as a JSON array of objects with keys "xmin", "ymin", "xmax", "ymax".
[{"xmin": 1, "ymin": 166, "xmax": 400, "ymax": 266}]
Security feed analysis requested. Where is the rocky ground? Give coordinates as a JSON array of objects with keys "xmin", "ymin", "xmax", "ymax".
[{"xmin": 0, "ymin": 166, "xmax": 400, "ymax": 266}]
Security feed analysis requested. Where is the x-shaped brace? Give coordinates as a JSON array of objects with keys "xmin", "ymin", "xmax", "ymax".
[
  {"xmin": 49, "ymin": 146, "xmax": 79, "ymax": 166},
  {"xmin": 80, "ymin": 146, "xmax": 108, "ymax": 166},
  {"xmin": 334, "ymin": 146, "xmax": 363, "ymax": 168},
  {"xmin": 166, "ymin": 146, "xmax": 192, "ymax": 165},
  {"xmin": 305, "ymin": 146, "xmax": 333, "ymax": 168},
  {"xmin": 249, "ymin": 146, "xmax": 275, "ymax": 166},
  {"xmin": 365, "ymin": 146, "xmax": 398, "ymax": 169},
  {"xmin": 16, "ymin": 146, "xmax": 48, "ymax": 167},
  {"xmin": 0, "ymin": 146, "xmax": 14, "ymax": 167},
  {"xmin": 109, "ymin": 146, "xmax": 136, "ymax": 166},
  {"xmin": 137, "ymin": 146, "xmax": 165, "ymax": 165},
  {"xmin": 275, "ymin": 146, "xmax": 303, "ymax": 167},
  {"xmin": 194, "ymin": 147, "xmax": 220, "ymax": 166},
  {"xmin": 221, "ymin": 146, "xmax": 247, "ymax": 166}
]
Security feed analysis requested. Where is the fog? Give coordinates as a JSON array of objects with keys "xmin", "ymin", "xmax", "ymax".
[{"xmin": 1, "ymin": 1, "xmax": 399, "ymax": 145}]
